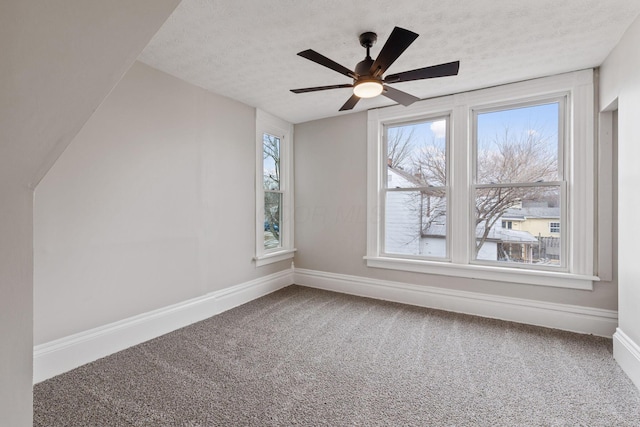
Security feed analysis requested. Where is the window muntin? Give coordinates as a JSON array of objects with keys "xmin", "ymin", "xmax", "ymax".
[
  {"xmin": 472, "ymin": 100, "xmax": 565, "ymax": 269},
  {"xmin": 549, "ymin": 222, "xmax": 560, "ymax": 233},
  {"xmin": 382, "ymin": 118, "xmax": 449, "ymax": 259}
]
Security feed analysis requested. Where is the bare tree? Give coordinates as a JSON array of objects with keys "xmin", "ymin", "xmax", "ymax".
[
  {"xmin": 474, "ymin": 127, "xmax": 558, "ymax": 252},
  {"xmin": 476, "ymin": 127, "xmax": 557, "ymax": 185},
  {"xmin": 387, "ymin": 126, "xmax": 415, "ymax": 168},
  {"xmin": 412, "ymin": 138, "xmax": 446, "ymax": 188},
  {"xmin": 407, "ymin": 125, "xmax": 557, "ymax": 254},
  {"xmin": 263, "ymin": 135, "xmax": 280, "ymax": 241},
  {"xmin": 419, "ymin": 188, "xmax": 447, "ymax": 237},
  {"xmin": 263, "ymin": 135, "xmax": 280, "ymax": 190}
]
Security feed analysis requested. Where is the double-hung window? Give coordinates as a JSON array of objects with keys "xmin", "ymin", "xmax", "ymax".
[
  {"xmin": 366, "ymin": 70, "xmax": 597, "ymax": 289},
  {"xmin": 255, "ymin": 110, "xmax": 295, "ymax": 266},
  {"xmin": 472, "ymin": 100, "xmax": 565, "ymax": 268},
  {"xmin": 383, "ymin": 117, "xmax": 449, "ymax": 260}
]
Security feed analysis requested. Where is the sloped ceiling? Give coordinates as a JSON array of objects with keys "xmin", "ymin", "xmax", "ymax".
[{"xmin": 139, "ymin": 0, "xmax": 640, "ymax": 124}]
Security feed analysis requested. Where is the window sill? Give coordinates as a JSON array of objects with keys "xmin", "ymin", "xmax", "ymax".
[
  {"xmin": 254, "ymin": 249, "xmax": 296, "ymax": 267},
  {"xmin": 364, "ymin": 256, "xmax": 598, "ymax": 290}
]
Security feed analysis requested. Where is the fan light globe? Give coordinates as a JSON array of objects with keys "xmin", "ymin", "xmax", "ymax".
[{"xmin": 353, "ymin": 80, "xmax": 383, "ymax": 98}]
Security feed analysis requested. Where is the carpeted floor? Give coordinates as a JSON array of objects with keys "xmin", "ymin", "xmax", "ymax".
[{"xmin": 34, "ymin": 285, "xmax": 640, "ymax": 426}]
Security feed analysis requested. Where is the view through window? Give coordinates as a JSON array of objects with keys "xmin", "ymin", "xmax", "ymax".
[
  {"xmin": 263, "ymin": 133, "xmax": 281, "ymax": 250},
  {"xmin": 474, "ymin": 101, "xmax": 563, "ymax": 267},
  {"xmin": 367, "ymin": 71, "xmax": 596, "ymax": 288},
  {"xmin": 384, "ymin": 118, "xmax": 448, "ymax": 259}
]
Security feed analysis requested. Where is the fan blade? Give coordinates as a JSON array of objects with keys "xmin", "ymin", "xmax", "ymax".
[
  {"xmin": 291, "ymin": 84, "xmax": 353, "ymax": 94},
  {"xmin": 382, "ymin": 85, "xmax": 420, "ymax": 106},
  {"xmin": 369, "ymin": 27, "xmax": 419, "ymax": 77},
  {"xmin": 339, "ymin": 94, "xmax": 360, "ymax": 111},
  {"xmin": 298, "ymin": 49, "xmax": 355, "ymax": 78},
  {"xmin": 385, "ymin": 61, "xmax": 460, "ymax": 84}
]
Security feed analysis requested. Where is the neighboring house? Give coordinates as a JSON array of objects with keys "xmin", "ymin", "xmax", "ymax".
[
  {"xmin": 385, "ymin": 166, "xmax": 425, "ymax": 256},
  {"xmin": 501, "ymin": 203, "xmax": 561, "ymax": 263},
  {"xmin": 386, "ymin": 166, "xmax": 559, "ymax": 264},
  {"xmin": 421, "ymin": 221, "xmax": 541, "ymax": 262},
  {"xmin": 474, "ymin": 224, "xmax": 540, "ymax": 263},
  {"xmin": 501, "ymin": 202, "xmax": 561, "ymax": 238}
]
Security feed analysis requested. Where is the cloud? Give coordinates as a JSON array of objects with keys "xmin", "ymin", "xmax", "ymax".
[{"xmin": 430, "ymin": 120, "xmax": 447, "ymax": 139}]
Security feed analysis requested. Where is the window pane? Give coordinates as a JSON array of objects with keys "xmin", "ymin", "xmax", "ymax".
[
  {"xmin": 476, "ymin": 103, "xmax": 559, "ymax": 184},
  {"xmin": 263, "ymin": 133, "xmax": 280, "ymax": 191},
  {"xmin": 385, "ymin": 189, "xmax": 447, "ymax": 258},
  {"xmin": 264, "ymin": 191, "xmax": 281, "ymax": 250},
  {"xmin": 386, "ymin": 119, "xmax": 446, "ymax": 188},
  {"xmin": 474, "ymin": 186, "xmax": 561, "ymax": 266}
]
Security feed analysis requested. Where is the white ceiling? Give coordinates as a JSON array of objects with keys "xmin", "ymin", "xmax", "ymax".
[{"xmin": 139, "ymin": 0, "xmax": 640, "ymax": 124}]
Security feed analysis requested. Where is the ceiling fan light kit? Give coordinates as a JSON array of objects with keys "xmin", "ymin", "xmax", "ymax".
[
  {"xmin": 291, "ymin": 27, "xmax": 460, "ymax": 111},
  {"xmin": 353, "ymin": 80, "xmax": 383, "ymax": 98}
]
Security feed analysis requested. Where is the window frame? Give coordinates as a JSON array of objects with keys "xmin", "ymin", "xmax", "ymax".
[
  {"xmin": 365, "ymin": 70, "xmax": 598, "ymax": 290},
  {"xmin": 470, "ymin": 97, "xmax": 567, "ymax": 272},
  {"xmin": 381, "ymin": 115, "xmax": 451, "ymax": 261},
  {"xmin": 254, "ymin": 110, "xmax": 295, "ymax": 266}
]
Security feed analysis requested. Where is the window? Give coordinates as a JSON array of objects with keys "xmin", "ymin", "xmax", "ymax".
[
  {"xmin": 366, "ymin": 70, "xmax": 597, "ymax": 289},
  {"xmin": 255, "ymin": 110, "xmax": 295, "ymax": 266},
  {"xmin": 473, "ymin": 101, "xmax": 565, "ymax": 268},
  {"xmin": 383, "ymin": 118, "xmax": 449, "ymax": 259},
  {"xmin": 263, "ymin": 133, "xmax": 282, "ymax": 250}
]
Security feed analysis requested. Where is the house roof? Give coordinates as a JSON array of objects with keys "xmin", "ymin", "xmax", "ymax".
[
  {"xmin": 423, "ymin": 224, "xmax": 539, "ymax": 244},
  {"xmin": 387, "ymin": 166, "xmax": 424, "ymax": 188},
  {"xmin": 503, "ymin": 206, "xmax": 560, "ymax": 220}
]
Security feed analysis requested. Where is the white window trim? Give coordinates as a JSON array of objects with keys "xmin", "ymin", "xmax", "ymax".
[
  {"xmin": 366, "ymin": 70, "xmax": 599, "ymax": 290},
  {"xmin": 255, "ymin": 109, "xmax": 295, "ymax": 266}
]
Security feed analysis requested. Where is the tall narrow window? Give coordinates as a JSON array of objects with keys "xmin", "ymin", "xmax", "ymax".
[
  {"xmin": 383, "ymin": 117, "xmax": 449, "ymax": 259},
  {"xmin": 255, "ymin": 110, "xmax": 294, "ymax": 266},
  {"xmin": 263, "ymin": 133, "xmax": 282, "ymax": 250},
  {"xmin": 473, "ymin": 101, "xmax": 565, "ymax": 269}
]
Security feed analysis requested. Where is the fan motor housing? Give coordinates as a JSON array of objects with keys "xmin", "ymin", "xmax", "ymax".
[{"xmin": 355, "ymin": 57, "xmax": 375, "ymax": 77}]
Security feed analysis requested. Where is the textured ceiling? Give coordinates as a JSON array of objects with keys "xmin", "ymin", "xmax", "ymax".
[{"xmin": 139, "ymin": 0, "xmax": 640, "ymax": 124}]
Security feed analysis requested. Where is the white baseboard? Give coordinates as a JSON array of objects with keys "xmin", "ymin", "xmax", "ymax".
[
  {"xmin": 613, "ymin": 329, "xmax": 640, "ymax": 391},
  {"xmin": 33, "ymin": 268, "xmax": 294, "ymax": 384},
  {"xmin": 34, "ymin": 266, "xmax": 620, "ymax": 384},
  {"xmin": 294, "ymin": 268, "xmax": 618, "ymax": 337}
]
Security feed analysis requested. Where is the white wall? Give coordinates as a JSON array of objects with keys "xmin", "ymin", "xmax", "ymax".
[
  {"xmin": 600, "ymin": 13, "xmax": 640, "ymax": 387},
  {"xmin": 294, "ymin": 112, "xmax": 617, "ymax": 310},
  {"xmin": 34, "ymin": 61, "xmax": 290, "ymax": 345},
  {"xmin": 0, "ymin": 1, "xmax": 179, "ymax": 424}
]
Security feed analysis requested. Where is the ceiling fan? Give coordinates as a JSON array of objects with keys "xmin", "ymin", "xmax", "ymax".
[{"xmin": 290, "ymin": 27, "xmax": 460, "ymax": 111}]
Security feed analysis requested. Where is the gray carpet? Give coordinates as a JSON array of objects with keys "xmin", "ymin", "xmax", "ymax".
[{"xmin": 34, "ymin": 285, "xmax": 640, "ymax": 426}]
